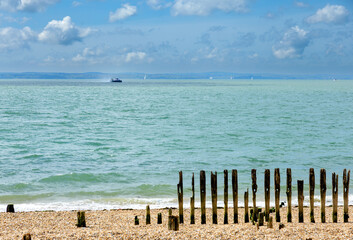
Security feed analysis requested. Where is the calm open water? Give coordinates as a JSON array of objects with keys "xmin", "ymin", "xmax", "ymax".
[{"xmin": 0, "ymin": 79, "xmax": 353, "ymax": 211}]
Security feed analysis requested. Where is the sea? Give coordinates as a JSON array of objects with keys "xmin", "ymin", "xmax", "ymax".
[{"xmin": 0, "ymin": 78, "xmax": 353, "ymax": 212}]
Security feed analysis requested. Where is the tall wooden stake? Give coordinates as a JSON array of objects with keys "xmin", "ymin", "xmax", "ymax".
[
  {"xmin": 251, "ymin": 169, "xmax": 258, "ymax": 222},
  {"xmin": 77, "ymin": 211, "xmax": 86, "ymax": 227},
  {"xmin": 200, "ymin": 170, "xmax": 206, "ymax": 224},
  {"xmin": 244, "ymin": 189, "xmax": 249, "ymax": 223},
  {"xmin": 332, "ymin": 172, "xmax": 338, "ymax": 223},
  {"xmin": 298, "ymin": 180, "xmax": 304, "ymax": 223},
  {"xmin": 232, "ymin": 169, "xmax": 238, "ymax": 224},
  {"xmin": 309, "ymin": 168, "xmax": 315, "ymax": 223},
  {"xmin": 178, "ymin": 171, "xmax": 184, "ymax": 224},
  {"xmin": 146, "ymin": 205, "xmax": 151, "ymax": 225},
  {"xmin": 343, "ymin": 169, "xmax": 350, "ymax": 222},
  {"xmin": 168, "ymin": 216, "xmax": 179, "ymax": 231},
  {"xmin": 190, "ymin": 173, "xmax": 195, "ymax": 224},
  {"xmin": 211, "ymin": 171, "xmax": 218, "ymax": 224},
  {"xmin": 224, "ymin": 170, "xmax": 228, "ymax": 224},
  {"xmin": 320, "ymin": 169, "xmax": 326, "ymax": 223},
  {"xmin": 157, "ymin": 213, "xmax": 162, "ymax": 224},
  {"xmin": 264, "ymin": 169, "xmax": 270, "ymax": 221},
  {"xmin": 286, "ymin": 168, "xmax": 292, "ymax": 223},
  {"xmin": 274, "ymin": 168, "xmax": 280, "ymax": 222}
]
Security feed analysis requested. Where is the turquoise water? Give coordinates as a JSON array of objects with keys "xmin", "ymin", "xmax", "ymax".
[{"xmin": 1, "ymin": 79, "xmax": 353, "ymax": 211}]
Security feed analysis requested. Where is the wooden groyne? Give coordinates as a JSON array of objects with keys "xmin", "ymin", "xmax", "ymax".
[{"xmin": 176, "ymin": 168, "xmax": 351, "ymax": 225}]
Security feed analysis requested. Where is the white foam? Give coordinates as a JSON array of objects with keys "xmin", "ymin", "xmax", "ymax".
[{"xmin": 1, "ymin": 194, "xmax": 353, "ymax": 212}]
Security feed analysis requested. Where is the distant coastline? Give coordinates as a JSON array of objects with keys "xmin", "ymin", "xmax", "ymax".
[{"xmin": 0, "ymin": 72, "xmax": 351, "ymax": 80}]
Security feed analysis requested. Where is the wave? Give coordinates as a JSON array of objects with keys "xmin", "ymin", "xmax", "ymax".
[
  {"xmin": 38, "ymin": 172, "xmax": 125, "ymax": 184},
  {"xmin": 1, "ymin": 194, "xmax": 353, "ymax": 212}
]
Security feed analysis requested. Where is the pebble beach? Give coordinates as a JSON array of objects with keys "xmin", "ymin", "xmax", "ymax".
[{"xmin": 2, "ymin": 206, "xmax": 353, "ymax": 239}]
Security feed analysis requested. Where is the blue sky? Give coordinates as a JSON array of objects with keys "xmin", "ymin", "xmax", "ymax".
[{"xmin": 0, "ymin": 0, "xmax": 352, "ymax": 75}]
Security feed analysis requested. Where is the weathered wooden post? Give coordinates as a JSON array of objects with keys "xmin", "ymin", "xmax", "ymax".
[
  {"xmin": 232, "ymin": 169, "xmax": 238, "ymax": 224},
  {"xmin": 23, "ymin": 233, "xmax": 31, "ymax": 240},
  {"xmin": 320, "ymin": 169, "xmax": 326, "ymax": 223},
  {"xmin": 135, "ymin": 216, "xmax": 139, "ymax": 225},
  {"xmin": 251, "ymin": 169, "xmax": 258, "ymax": 222},
  {"xmin": 244, "ymin": 189, "xmax": 249, "ymax": 223},
  {"xmin": 267, "ymin": 216, "xmax": 273, "ymax": 228},
  {"xmin": 211, "ymin": 171, "xmax": 218, "ymax": 224},
  {"xmin": 286, "ymin": 168, "xmax": 292, "ymax": 223},
  {"xmin": 343, "ymin": 169, "xmax": 350, "ymax": 222},
  {"xmin": 77, "ymin": 211, "xmax": 86, "ymax": 227},
  {"xmin": 146, "ymin": 205, "xmax": 151, "ymax": 225},
  {"xmin": 332, "ymin": 172, "xmax": 338, "ymax": 223},
  {"xmin": 259, "ymin": 212, "xmax": 264, "ymax": 226},
  {"xmin": 224, "ymin": 169, "xmax": 228, "ymax": 224},
  {"xmin": 274, "ymin": 168, "xmax": 280, "ymax": 222},
  {"xmin": 309, "ymin": 168, "xmax": 315, "ymax": 223},
  {"xmin": 177, "ymin": 171, "xmax": 184, "ymax": 224},
  {"xmin": 169, "ymin": 208, "xmax": 172, "ymax": 217},
  {"xmin": 264, "ymin": 169, "xmax": 270, "ymax": 221},
  {"xmin": 320, "ymin": 168, "xmax": 326, "ymax": 223},
  {"xmin": 190, "ymin": 173, "xmax": 195, "ymax": 224},
  {"xmin": 168, "ymin": 216, "xmax": 179, "ymax": 231},
  {"xmin": 200, "ymin": 170, "xmax": 206, "ymax": 224},
  {"xmin": 157, "ymin": 213, "xmax": 162, "ymax": 224},
  {"xmin": 298, "ymin": 180, "xmax": 304, "ymax": 223},
  {"xmin": 6, "ymin": 204, "xmax": 15, "ymax": 213},
  {"xmin": 168, "ymin": 208, "xmax": 172, "ymax": 226}
]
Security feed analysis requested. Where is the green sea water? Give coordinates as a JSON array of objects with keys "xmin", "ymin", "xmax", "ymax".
[{"xmin": 0, "ymin": 79, "xmax": 353, "ymax": 211}]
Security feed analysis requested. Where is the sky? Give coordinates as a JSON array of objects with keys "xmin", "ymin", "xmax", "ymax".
[{"xmin": 0, "ymin": 0, "xmax": 352, "ymax": 75}]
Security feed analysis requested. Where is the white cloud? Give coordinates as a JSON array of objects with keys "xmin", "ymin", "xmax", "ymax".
[
  {"xmin": 295, "ymin": 2, "xmax": 309, "ymax": 8},
  {"xmin": 172, "ymin": 0, "xmax": 250, "ymax": 16},
  {"xmin": 0, "ymin": 26, "xmax": 36, "ymax": 51},
  {"xmin": 248, "ymin": 53, "xmax": 258, "ymax": 59},
  {"xmin": 147, "ymin": 0, "xmax": 172, "ymax": 10},
  {"xmin": 2, "ymin": 15, "xmax": 31, "ymax": 24},
  {"xmin": 72, "ymin": 47, "xmax": 102, "ymax": 62},
  {"xmin": 38, "ymin": 16, "xmax": 92, "ymax": 45},
  {"xmin": 272, "ymin": 26, "xmax": 310, "ymax": 59},
  {"xmin": 72, "ymin": 1, "xmax": 81, "ymax": 7},
  {"xmin": 0, "ymin": 0, "xmax": 59, "ymax": 12},
  {"xmin": 109, "ymin": 4, "xmax": 137, "ymax": 22},
  {"xmin": 205, "ymin": 48, "xmax": 218, "ymax": 59},
  {"xmin": 125, "ymin": 51, "xmax": 147, "ymax": 62},
  {"xmin": 307, "ymin": 4, "xmax": 349, "ymax": 25}
]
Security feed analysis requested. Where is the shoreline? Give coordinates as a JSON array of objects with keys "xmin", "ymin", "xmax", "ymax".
[{"xmin": 2, "ymin": 206, "xmax": 353, "ymax": 239}]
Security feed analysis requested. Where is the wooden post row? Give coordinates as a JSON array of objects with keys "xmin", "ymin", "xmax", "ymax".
[{"xmin": 178, "ymin": 168, "xmax": 350, "ymax": 226}]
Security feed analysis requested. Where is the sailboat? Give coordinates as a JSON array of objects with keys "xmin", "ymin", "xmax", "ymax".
[{"xmin": 144, "ymin": 74, "xmax": 147, "ymax": 80}]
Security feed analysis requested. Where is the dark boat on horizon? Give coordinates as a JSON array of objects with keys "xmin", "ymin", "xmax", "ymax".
[{"xmin": 111, "ymin": 77, "xmax": 122, "ymax": 82}]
